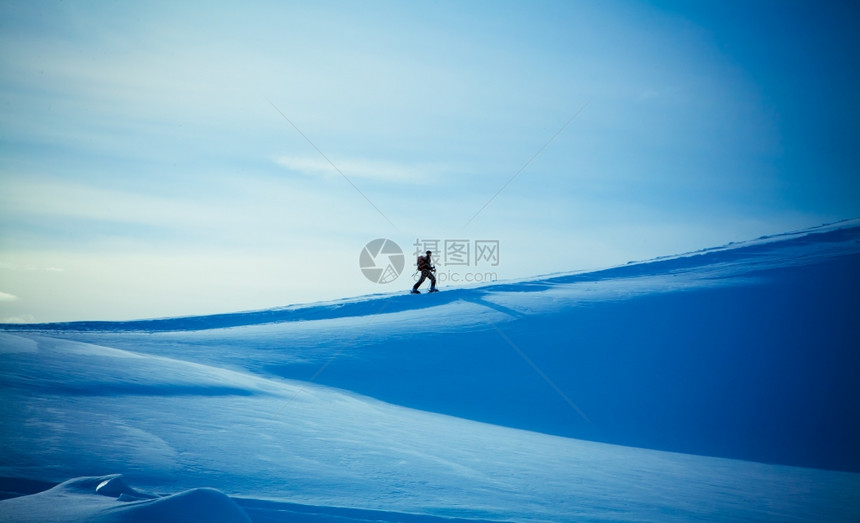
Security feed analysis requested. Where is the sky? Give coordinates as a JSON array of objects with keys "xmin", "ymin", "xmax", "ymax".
[{"xmin": 1, "ymin": 0, "xmax": 858, "ymax": 322}]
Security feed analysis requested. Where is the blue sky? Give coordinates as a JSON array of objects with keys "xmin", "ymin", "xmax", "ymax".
[{"xmin": 1, "ymin": 0, "xmax": 858, "ymax": 322}]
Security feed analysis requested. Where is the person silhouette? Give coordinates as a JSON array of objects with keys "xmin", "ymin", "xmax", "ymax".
[{"xmin": 411, "ymin": 250, "xmax": 437, "ymax": 293}]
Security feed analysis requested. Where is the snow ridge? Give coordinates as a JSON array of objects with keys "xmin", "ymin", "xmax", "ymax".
[{"xmin": 2, "ymin": 219, "xmax": 858, "ymax": 333}]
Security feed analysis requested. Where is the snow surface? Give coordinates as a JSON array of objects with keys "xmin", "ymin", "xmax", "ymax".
[
  {"xmin": 0, "ymin": 475, "xmax": 251, "ymax": 523},
  {"xmin": 1, "ymin": 221, "xmax": 859, "ymax": 522}
]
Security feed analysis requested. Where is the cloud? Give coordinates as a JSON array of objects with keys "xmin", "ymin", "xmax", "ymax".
[
  {"xmin": 0, "ymin": 291, "xmax": 19, "ymax": 302},
  {"xmin": 0, "ymin": 172, "xmax": 394, "ymax": 252},
  {"xmin": 276, "ymin": 156, "xmax": 436, "ymax": 184},
  {"xmin": 0, "ymin": 264, "xmax": 65, "ymax": 273},
  {"xmin": 0, "ymin": 314, "xmax": 35, "ymax": 324}
]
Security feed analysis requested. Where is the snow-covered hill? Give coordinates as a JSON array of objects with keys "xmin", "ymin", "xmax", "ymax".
[{"xmin": 1, "ymin": 220, "xmax": 859, "ymax": 522}]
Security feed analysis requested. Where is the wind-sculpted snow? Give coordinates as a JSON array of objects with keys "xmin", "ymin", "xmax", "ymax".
[
  {"xmin": 0, "ymin": 476, "xmax": 507, "ymax": 523},
  {"xmin": 0, "ymin": 334, "xmax": 276, "ymax": 397},
  {"xmin": 0, "ymin": 475, "xmax": 252, "ymax": 522},
  {"xmin": 1, "ymin": 220, "xmax": 859, "ymax": 521},
  {"xmin": 1, "ymin": 332, "xmax": 858, "ymax": 521}
]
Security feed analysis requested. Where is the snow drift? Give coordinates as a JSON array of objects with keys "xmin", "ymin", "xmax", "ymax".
[
  {"xmin": 0, "ymin": 475, "xmax": 251, "ymax": 523},
  {"xmin": 1, "ymin": 220, "xmax": 859, "ymax": 522}
]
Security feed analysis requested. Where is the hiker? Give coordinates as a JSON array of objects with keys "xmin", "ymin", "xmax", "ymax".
[{"xmin": 411, "ymin": 250, "xmax": 437, "ymax": 294}]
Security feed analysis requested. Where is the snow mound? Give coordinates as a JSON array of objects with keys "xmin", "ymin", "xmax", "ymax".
[
  {"xmin": 94, "ymin": 474, "xmax": 155, "ymax": 500},
  {"xmin": 0, "ymin": 474, "xmax": 251, "ymax": 522}
]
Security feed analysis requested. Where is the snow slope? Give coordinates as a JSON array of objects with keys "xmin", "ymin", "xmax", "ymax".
[
  {"xmin": 1, "ymin": 220, "xmax": 859, "ymax": 521},
  {"xmin": 0, "ymin": 475, "xmax": 252, "ymax": 523}
]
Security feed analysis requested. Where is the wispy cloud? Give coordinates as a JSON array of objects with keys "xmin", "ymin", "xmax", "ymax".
[
  {"xmin": 0, "ymin": 291, "xmax": 19, "ymax": 302},
  {"xmin": 276, "ymin": 156, "xmax": 437, "ymax": 184},
  {"xmin": 0, "ymin": 173, "xmax": 392, "ymax": 251},
  {"xmin": 0, "ymin": 264, "xmax": 64, "ymax": 273},
  {"xmin": 0, "ymin": 314, "xmax": 35, "ymax": 324}
]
